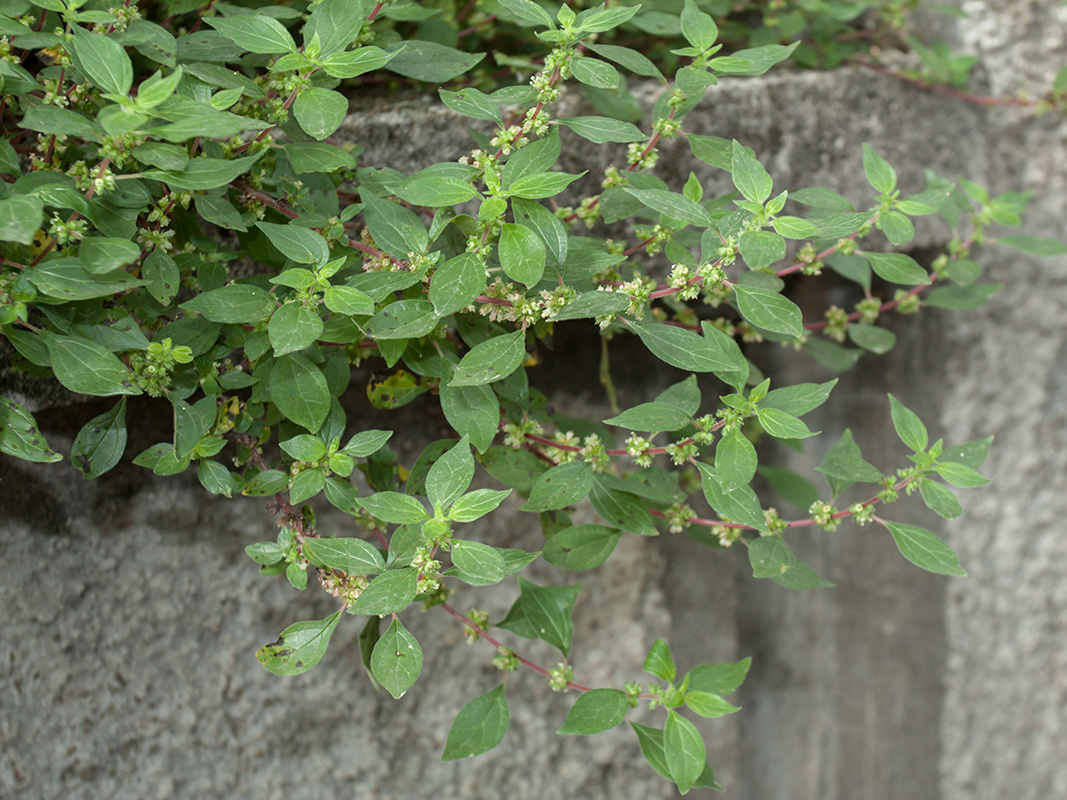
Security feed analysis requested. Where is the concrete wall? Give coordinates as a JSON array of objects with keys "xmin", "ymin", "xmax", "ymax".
[{"xmin": 2, "ymin": 2, "xmax": 1065, "ymax": 798}]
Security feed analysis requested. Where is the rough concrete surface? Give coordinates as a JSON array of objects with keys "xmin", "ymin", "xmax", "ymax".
[{"xmin": 3, "ymin": 2, "xmax": 1067, "ymax": 798}]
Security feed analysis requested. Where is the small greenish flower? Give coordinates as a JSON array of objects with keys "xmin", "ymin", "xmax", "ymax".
[
  {"xmin": 548, "ymin": 663, "xmax": 573, "ymax": 691},
  {"xmin": 809, "ymin": 500, "xmax": 840, "ymax": 531}
]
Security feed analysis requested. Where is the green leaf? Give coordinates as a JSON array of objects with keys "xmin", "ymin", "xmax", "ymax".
[
  {"xmin": 761, "ymin": 379, "xmax": 837, "ymax": 417},
  {"xmin": 349, "ymin": 567, "xmax": 418, "ymax": 615},
  {"xmin": 340, "ymin": 429, "xmax": 393, "ymax": 458},
  {"xmin": 861, "ymin": 251, "xmax": 930, "ymax": 285},
  {"xmin": 731, "ymin": 139, "xmax": 773, "ymax": 204},
  {"xmin": 934, "ymin": 461, "xmax": 990, "ymax": 488},
  {"xmin": 543, "ymin": 524, "xmax": 621, "ymax": 570},
  {"xmin": 181, "ymin": 284, "xmax": 275, "ymax": 323},
  {"xmin": 622, "ymin": 187, "xmax": 714, "ymax": 228},
  {"xmin": 207, "ymin": 14, "xmax": 296, "ymax": 54},
  {"xmin": 21, "ymin": 105, "xmax": 101, "ymax": 141},
  {"xmin": 25, "ymin": 260, "xmax": 145, "ymax": 301},
  {"xmin": 426, "ymin": 437, "xmax": 475, "ymax": 509},
  {"xmin": 241, "ymin": 469, "xmax": 288, "ymax": 496},
  {"xmin": 257, "ymin": 221, "xmax": 330, "ymax": 265},
  {"xmin": 449, "ymin": 329, "xmax": 526, "ymax": 386},
  {"xmin": 256, "ymin": 610, "xmax": 341, "ymax": 676},
  {"xmin": 680, "ymin": 0, "xmax": 718, "ymax": 50},
  {"xmin": 448, "ymin": 489, "xmax": 511, "ymax": 522},
  {"xmin": 684, "ymin": 691, "xmax": 740, "ymax": 719},
  {"xmin": 885, "ymin": 521, "xmax": 966, "ymax": 577},
  {"xmin": 772, "ymin": 215, "xmax": 821, "ymax": 239},
  {"xmin": 716, "ymin": 428, "xmax": 757, "ymax": 489},
  {"xmin": 655, "ymin": 375, "xmax": 701, "ymax": 416},
  {"xmin": 804, "ymin": 337, "xmax": 863, "ymax": 372},
  {"xmin": 502, "ymin": 127, "xmax": 561, "ymax": 188},
  {"xmin": 512, "ymin": 198, "xmax": 568, "ymax": 265},
  {"xmin": 269, "ymin": 353, "xmax": 330, "ymax": 432},
  {"xmin": 549, "ymin": 290, "xmax": 629, "ymax": 321},
  {"xmin": 195, "ymin": 194, "xmax": 246, "ymax": 232},
  {"xmin": 995, "ymin": 235, "xmax": 1067, "ymax": 256},
  {"xmin": 371, "ymin": 618, "xmax": 423, "ymax": 699},
  {"xmin": 521, "ymin": 461, "xmax": 592, "ymax": 512},
  {"xmin": 449, "ymin": 539, "xmax": 508, "ymax": 585},
  {"xmin": 848, "ymin": 323, "xmax": 896, "ymax": 354},
  {"xmin": 589, "ymin": 479, "xmax": 656, "ymax": 536},
  {"xmin": 320, "ymin": 46, "xmax": 398, "ymax": 78},
  {"xmin": 748, "ymin": 535, "xmax": 796, "ymax": 578},
  {"xmin": 361, "ymin": 193, "xmax": 428, "ymax": 258},
  {"xmin": 733, "ymin": 285, "xmax": 803, "ymax": 337},
  {"xmin": 395, "ymin": 176, "xmax": 480, "ymax": 207},
  {"xmin": 816, "ymin": 445, "xmax": 883, "ymax": 486},
  {"xmin": 441, "ymin": 685, "xmax": 510, "ymax": 761},
  {"xmin": 289, "ymin": 468, "xmax": 325, "ymax": 504},
  {"xmin": 576, "ymin": 4, "xmax": 641, "ymax": 32},
  {"xmin": 505, "ymin": 171, "xmax": 586, "ymax": 200},
  {"xmin": 817, "ymin": 429, "xmax": 868, "ymax": 498},
  {"xmin": 879, "ymin": 210, "xmax": 914, "ymax": 245},
  {"xmin": 632, "ymin": 322, "xmax": 747, "ymax": 388},
  {"xmin": 739, "ymin": 230, "xmax": 787, "ymax": 268},
  {"xmin": 71, "ymin": 28, "xmax": 133, "ymax": 95},
  {"xmin": 280, "ymin": 433, "xmax": 327, "ymax": 462},
  {"xmin": 324, "ymin": 477, "xmax": 364, "ymax": 515},
  {"xmin": 604, "ymin": 401, "xmax": 692, "ymax": 432},
  {"xmin": 772, "ymin": 560, "xmax": 835, "ymax": 590},
  {"xmin": 245, "ymin": 541, "xmax": 283, "ymax": 565},
  {"xmin": 665, "ymin": 710, "xmax": 705, "ymax": 795},
  {"xmin": 862, "ymin": 143, "xmax": 897, "ymax": 195},
  {"xmin": 324, "ymin": 285, "xmax": 373, "ymax": 316},
  {"xmin": 920, "ymin": 479, "xmax": 963, "ymax": 519},
  {"xmin": 357, "ymin": 615, "xmax": 381, "ymax": 687},
  {"xmin": 359, "ymin": 491, "xmax": 428, "ymax": 524},
  {"xmin": 686, "ymin": 658, "xmax": 751, "ymax": 696},
  {"xmin": 286, "ymin": 142, "xmax": 356, "ymax": 173},
  {"xmin": 757, "ymin": 407, "xmax": 817, "ymax": 439},
  {"xmin": 587, "ymin": 43, "xmax": 665, "ymax": 81},
  {"xmin": 924, "ymin": 283, "xmax": 1002, "ymax": 310},
  {"xmin": 385, "ymin": 40, "xmax": 485, "ymax": 82},
  {"xmin": 571, "ymin": 56, "xmax": 620, "ymax": 89},
  {"xmin": 499, "ymin": 223, "xmax": 546, "ymax": 287},
  {"xmin": 515, "ymin": 577, "xmax": 575, "ymax": 656},
  {"xmin": 44, "ymin": 334, "xmax": 139, "ymax": 396},
  {"xmin": 889, "ymin": 394, "xmax": 928, "ymax": 453},
  {"xmin": 940, "ymin": 436, "xmax": 993, "ymax": 470},
  {"xmin": 302, "ymin": 0, "xmax": 369, "ymax": 55},
  {"xmin": 269, "ymin": 302, "xmax": 324, "ymax": 356},
  {"xmin": 293, "ymin": 87, "xmax": 348, "ymax": 140},
  {"xmin": 440, "ymin": 380, "xmax": 498, "ymax": 454},
  {"xmin": 366, "ymin": 299, "xmax": 438, "ymax": 340},
  {"xmin": 713, "ymin": 42, "xmax": 798, "ymax": 75},
  {"xmin": 643, "ymin": 638, "xmax": 676, "ymax": 682},
  {"xmin": 698, "ymin": 462, "xmax": 766, "ymax": 530},
  {"xmin": 143, "ymin": 154, "xmax": 264, "ymax": 190},
  {"xmin": 0, "ymin": 396, "xmax": 62, "ymax": 463},
  {"xmin": 303, "ymin": 537, "xmax": 385, "ymax": 575},
  {"xmin": 439, "ymin": 87, "xmax": 501, "ymax": 122},
  {"xmin": 0, "ymin": 195, "xmax": 44, "ymax": 245},
  {"xmin": 497, "ymin": 0, "xmax": 555, "ymax": 27},
  {"xmin": 557, "ymin": 689, "xmax": 628, "ymax": 735},
  {"xmin": 557, "ymin": 116, "xmax": 645, "ymax": 144}
]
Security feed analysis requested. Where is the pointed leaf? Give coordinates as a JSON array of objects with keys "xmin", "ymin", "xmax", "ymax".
[
  {"xmin": 885, "ymin": 521, "xmax": 966, "ymax": 576},
  {"xmin": 557, "ymin": 689, "xmax": 628, "ymax": 735},
  {"xmin": 441, "ymin": 685, "xmax": 510, "ymax": 761},
  {"xmin": 371, "ymin": 618, "xmax": 422, "ymax": 699},
  {"xmin": 256, "ymin": 611, "xmax": 341, "ymax": 676}
]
